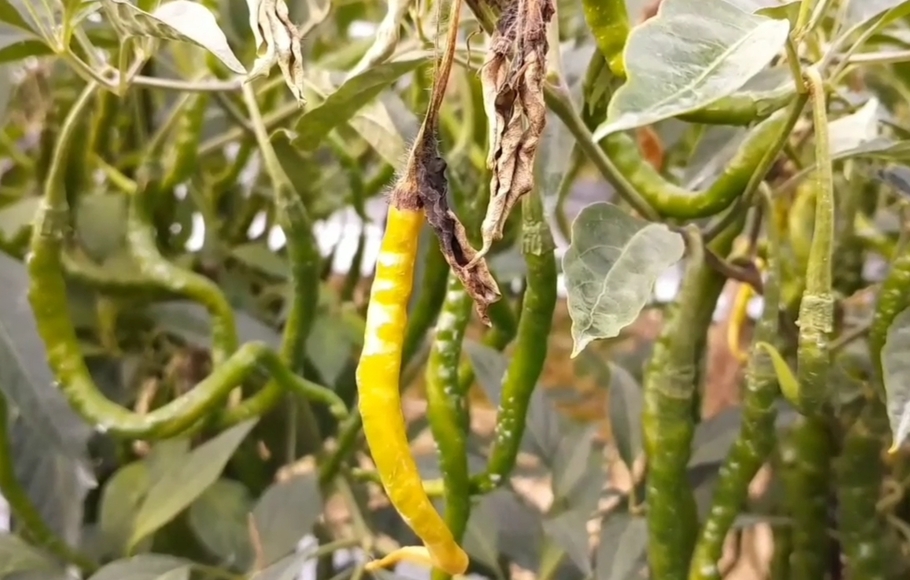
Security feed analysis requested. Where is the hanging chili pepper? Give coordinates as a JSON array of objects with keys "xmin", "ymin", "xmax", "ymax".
[
  {"xmin": 473, "ymin": 187, "xmax": 557, "ymax": 494},
  {"xmin": 643, "ymin": 220, "xmax": 741, "ymax": 580},
  {"xmin": 689, "ymin": 193, "xmax": 782, "ymax": 580},
  {"xmin": 794, "ymin": 67, "xmax": 834, "ymax": 416},
  {"xmin": 425, "ymin": 274, "xmax": 473, "ymax": 580},
  {"xmin": 582, "ymin": 0, "xmax": 630, "ymax": 77},
  {"xmin": 835, "ymin": 400, "xmax": 888, "ymax": 580}
]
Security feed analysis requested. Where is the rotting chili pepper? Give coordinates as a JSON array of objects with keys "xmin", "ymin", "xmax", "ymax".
[
  {"xmin": 835, "ymin": 400, "xmax": 889, "ymax": 580},
  {"xmin": 425, "ymin": 274, "xmax": 473, "ymax": 580},
  {"xmin": 0, "ymin": 391, "xmax": 97, "ymax": 573},
  {"xmin": 472, "ymin": 187, "xmax": 557, "ymax": 494},
  {"xmin": 602, "ymin": 105, "xmax": 796, "ymax": 219},
  {"xmin": 779, "ymin": 415, "xmax": 833, "ymax": 580},
  {"xmin": 355, "ymin": 0, "xmax": 478, "ymax": 573},
  {"xmin": 27, "ymin": 83, "xmax": 344, "ymax": 440},
  {"xmin": 642, "ymin": 220, "xmax": 741, "ymax": 580},
  {"xmin": 689, "ymin": 193, "xmax": 782, "ymax": 580},
  {"xmin": 794, "ymin": 67, "xmax": 834, "ymax": 416},
  {"xmin": 582, "ymin": 0, "xmax": 630, "ymax": 77}
]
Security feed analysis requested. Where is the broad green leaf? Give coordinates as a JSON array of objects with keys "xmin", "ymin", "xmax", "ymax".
[
  {"xmin": 551, "ymin": 423, "xmax": 599, "ymax": 503},
  {"xmin": 461, "ymin": 493, "xmax": 502, "ymax": 578},
  {"xmin": 89, "ymin": 555, "xmax": 194, "ymax": 580},
  {"xmin": 145, "ymin": 438, "xmax": 191, "ymax": 487},
  {"xmin": 756, "ymin": 341, "xmax": 800, "ymax": 407},
  {"xmin": 828, "ymin": 97, "xmax": 881, "ymax": 155},
  {"xmin": 348, "ymin": 98, "xmax": 411, "ymax": 168},
  {"xmin": 0, "ymin": 252, "xmax": 92, "ymax": 461},
  {"xmin": 0, "ymin": 1, "xmax": 33, "ymax": 33},
  {"xmin": 292, "ymin": 55, "xmax": 431, "ymax": 152},
  {"xmin": 563, "ymin": 202, "xmax": 685, "ymax": 357},
  {"xmin": 231, "ymin": 242, "xmax": 289, "ymax": 280},
  {"xmin": 98, "ymin": 0, "xmax": 246, "ymax": 74},
  {"xmin": 542, "ymin": 508, "xmax": 593, "ymax": 575},
  {"xmin": 463, "ymin": 340, "xmax": 509, "ymax": 406},
  {"xmin": 592, "ymin": 0, "xmax": 790, "ymax": 139},
  {"xmin": 75, "ymin": 194, "xmax": 128, "ymax": 263},
  {"xmin": 251, "ymin": 473, "xmax": 322, "ymax": 565},
  {"xmin": 0, "ymin": 534, "xmax": 62, "ymax": 576},
  {"xmin": 495, "ymin": 490, "xmax": 545, "ymax": 571},
  {"xmin": 188, "ymin": 479, "xmax": 254, "ymax": 570},
  {"xmin": 607, "ymin": 363, "xmax": 643, "ymax": 471},
  {"xmin": 128, "ymin": 419, "xmax": 258, "ymax": 550},
  {"xmin": 688, "ymin": 407, "xmax": 742, "ymax": 467},
  {"xmin": 595, "ymin": 512, "xmax": 648, "ymax": 580},
  {"xmin": 306, "ymin": 311, "xmax": 355, "ymax": 386},
  {"xmin": 882, "ymin": 307, "xmax": 910, "ymax": 450},
  {"xmin": 99, "ymin": 462, "xmax": 151, "ymax": 558},
  {"xmin": 148, "ymin": 300, "xmax": 281, "ymax": 350},
  {"xmin": 0, "ymin": 28, "xmax": 50, "ymax": 63}
]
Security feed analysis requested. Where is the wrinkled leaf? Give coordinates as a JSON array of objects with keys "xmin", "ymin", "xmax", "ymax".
[
  {"xmin": 0, "ymin": 534, "xmax": 62, "ymax": 576},
  {"xmin": 99, "ymin": 0, "xmax": 246, "ymax": 73},
  {"xmin": 89, "ymin": 555, "xmax": 194, "ymax": 580},
  {"xmin": 292, "ymin": 55, "xmax": 431, "ymax": 151},
  {"xmin": 563, "ymin": 202, "xmax": 685, "ymax": 357},
  {"xmin": 882, "ymin": 307, "xmax": 910, "ymax": 450},
  {"xmin": 252, "ymin": 473, "xmax": 321, "ymax": 565},
  {"xmin": 543, "ymin": 508, "xmax": 593, "ymax": 575},
  {"xmin": 188, "ymin": 479, "xmax": 253, "ymax": 570},
  {"xmin": 98, "ymin": 462, "xmax": 150, "ymax": 558},
  {"xmin": 129, "ymin": 420, "xmax": 258, "ymax": 550},
  {"xmin": 828, "ymin": 97, "xmax": 881, "ymax": 155},
  {"xmin": 595, "ymin": 512, "xmax": 648, "ymax": 580},
  {"xmin": 593, "ymin": 0, "xmax": 789, "ymax": 138},
  {"xmin": 608, "ymin": 363, "xmax": 643, "ymax": 471}
]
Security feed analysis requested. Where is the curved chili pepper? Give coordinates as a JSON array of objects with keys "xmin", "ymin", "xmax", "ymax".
[
  {"xmin": 602, "ymin": 106, "xmax": 795, "ymax": 219},
  {"xmin": 473, "ymin": 188, "xmax": 557, "ymax": 494},
  {"xmin": 0, "ymin": 392, "xmax": 97, "ymax": 572},
  {"xmin": 425, "ymin": 274, "xmax": 473, "ymax": 580},
  {"xmin": 835, "ymin": 401, "xmax": 888, "ymax": 580},
  {"xmin": 794, "ymin": 68, "xmax": 834, "ymax": 416},
  {"xmin": 689, "ymin": 195, "xmax": 782, "ymax": 580},
  {"xmin": 869, "ymin": 244, "xmax": 910, "ymax": 385},
  {"xmin": 779, "ymin": 415, "xmax": 832, "ymax": 580},
  {"xmin": 642, "ymin": 222, "xmax": 737, "ymax": 580},
  {"xmin": 582, "ymin": 0, "xmax": 630, "ymax": 77}
]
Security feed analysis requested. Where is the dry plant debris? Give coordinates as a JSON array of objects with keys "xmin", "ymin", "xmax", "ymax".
[{"xmin": 246, "ymin": 0, "xmax": 306, "ymax": 103}]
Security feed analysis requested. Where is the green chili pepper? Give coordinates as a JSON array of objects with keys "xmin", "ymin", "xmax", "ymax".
[
  {"xmin": 402, "ymin": 238, "xmax": 451, "ymax": 364},
  {"xmin": 0, "ymin": 392, "xmax": 97, "ymax": 572},
  {"xmin": 794, "ymin": 68, "xmax": 834, "ymax": 416},
  {"xmin": 677, "ymin": 84, "xmax": 796, "ymax": 126},
  {"xmin": 426, "ymin": 274, "xmax": 473, "ymax": 580},
  {"xmin": 473, "ymin": 188, "xmax": 557, "ymax": 494},
  {"xmin": 602, "ymin": 106, "xmax": 796, "ymax": 219},
  {"xmin": 456, "ymin": 292, "xmax": 517, "ymax": 395},
  {"xmin": 160, "ymin": 93, "xmax": 209, "ymax": 192},
  {"xmin": 642, "ymin": 222, "xmax": 738, "ymax": 580},
  {"xmin": 688, "ymin": 194, "xmax": 782, "ymax": 580},
  {"xmin": 582, "ymin": 0, "xmax": 630, "ymax": 77},
  {"xmin": 869, "ymin": 243, "xmax": 910, "ymax": 385},
  {"xmin": 835, "ymin": 400, "xmax": 888, "ymax": 580},
  {"xmin": 779, "ymin": 415, "xmax": 832, "ymax": 580}
]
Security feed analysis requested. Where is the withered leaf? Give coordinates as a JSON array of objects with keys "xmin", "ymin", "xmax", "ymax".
[
  {"xmin": 473, "ymin": 0, "xmax": 555, "ymax": 264},
  {"xmin": 246, "ymin": 0, "xmax": 306, "ymax": 104}
]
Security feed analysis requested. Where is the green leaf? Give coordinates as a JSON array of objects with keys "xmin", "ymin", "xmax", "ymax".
[
  {"xmin": 882, "ymin": 307, "xmax": 910, "ymax": 450},
  {"xmin": 0, "ymin": 534, "xmax": 63, "ymax": 576},
  {"xmin": 594, "ymin": 512, "xmax": 648, "ymax": 580},
  {"xmin": 0, "ymin": 28, "xmax": 50, "ymax": 63},
  {"xmin": 845, "ymin": 0, "xmax": 910, "ymax": 27},
  {"xmin": 0, "ymin": 1, "xmax": 33, "ymax": 33},
  {"xmin": 75, "ymin": 193, "xmax": 128, "ymax": 263},
  {"xmin": 607, "ymin": 363, "xmax": 643, "ymax": 472},
  {"xmin": 463, "ymin": 340, "xmax": 509, "ymax": 406},
  {"xmin": 550, "ymin": 423, "xmax": 599, "ymax": 504},
  {"xmin": 563, "ymin": 202, "xmax": 685, "ymax": 357},
  {"xmin": 0, "ymin": 252, "xmax": 92, "ymax": 461},
  {"xmin": 251, "ymin": 473, "xmax": 322, "ymax": 565},
  {"xmin": 292, "ymin": 55, "xmax": 431, "ymax": 152},
  {"xmin": 756, "ymin": 341, "xmax": 800, "ymax": 408},
  {"xmin": 348, "ymin": 97, "xmax": 413, "ymax": 168},
  {"xmin": 98, "ymin": 0, "xmax": 246, "ymax": 74},
  {"xmin": 231, "ymin": 242, "xmax": 289, "ymax": 280},
  {"xmin": 592, "ymin": 0, "xmax": 790, "ymax": 139},
  {"xmin": 98, "ymin": 462, "xmax": 151, "ymax": 558},
  {"xmin": 128, "ymin": 419, "xmax": 258, "ymax": 550},
  {"xmin": 188, "ymin": 479, "xmax": 254, "ymax": 570},
  {"xmin": 828, "ymin": 97, "xmax": 881, "ymax": 155},
  {"xmin": 252, "ymin": 551, "xmax": 314, "ymax": 580},
  {"xmin": 88, "ymin": 555, "xmax": 194, "ymax": 580},
  {"xmin": 148, "ymin": 301, "xmax": 281, "ymax": 350},
  {"xmin": 461, "ymin": 493, "xmax": 502, "ymax": 578},
  {"xmin": 688, "ymin": 407, "xmax": 742, "ymax": 468},
  {"xmin": 542, "ymin": 508, "xmax": 593, "ymax": 575},
  {"xmin": 306, "ymin": 310, "xmax": 355, "ymax": 386}
]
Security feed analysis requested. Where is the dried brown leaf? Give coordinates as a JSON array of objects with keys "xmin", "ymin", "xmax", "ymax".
[{"xmin": 246, "ymin": 0, "xmax": 306, "ymax": 103}]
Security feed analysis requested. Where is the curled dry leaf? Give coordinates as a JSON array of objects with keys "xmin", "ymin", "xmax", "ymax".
[
  {"xmin": 246, "ymin": 0, "xmax": 306, "ymax": 103},
  {"xmin": 472, "ymin": 0, "xmax": 555, "ymax": 264}
]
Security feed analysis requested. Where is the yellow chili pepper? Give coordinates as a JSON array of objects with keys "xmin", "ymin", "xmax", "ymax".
[{"xmin": 356, "ymin": 204, "xmax": 469, "ymax": 575}]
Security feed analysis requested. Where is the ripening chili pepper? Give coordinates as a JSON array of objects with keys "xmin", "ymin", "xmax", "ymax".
[
  {"xmin": 779, "ymin": 415, "xmax": 833, "ymax": 580},
  {"xmin": 869, "ymin": 243, "xmax": 910, "ymax": 385},
  {"xmin": 160, "ymin": 93, "xmax": 209, "ymax": 191},
  {"xmin": 689, "ymin": 194, "xmax": 782, "ymax": 580},
  {"xmin": 835, "ymin": 401, "xmax": 888, "ymax": 580},
  {"xmin": 794, "ymin": 68, "xmax": 834, "ymax": 416},
  {"xmin": 582, "ymin": 0, "xmax": 630, "ymax": 77},
  {"xmin": 425, "ymin": 274, "xmax": 474, "ymax": 580},
  {"xmin": 472, "ymin": 188, "xmax": 557, "ymax": 494},
  {"xmin": 642, "ymin": 222, "xmax": 739, "ymax": 580},
  {"xmin": 602, "ymin": 105, "xmax": 795, "ymax": 219},
  {"xmin": 0, "ymin": 392, "xmax": 97, "ymax": 572}
]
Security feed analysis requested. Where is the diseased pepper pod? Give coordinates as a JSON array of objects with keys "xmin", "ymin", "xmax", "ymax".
[
  {"xmin": 472, "ymin": 185, "xmax": 557, "ymax": 494},
  {"xmin": 688, "ymin": 192, "xmax": 783, "ymax": 580},
  {"xmin": 642, "ymin": 221, "xmax": 740, "ymax": 580}
]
